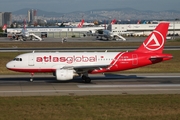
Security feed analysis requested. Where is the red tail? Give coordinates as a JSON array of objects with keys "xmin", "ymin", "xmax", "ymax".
[
  {"xmin": 137, "ymin": 20, "xmax": 141, "ymax": 24},
  {"xmin": 77, "ymin": 19, "xmax": 84, "ymax": 28},
  {"xmin": 135, "ymin": 22, "xmax": 169, "ymax": 53},
  {"xmin": 111, "ymin": 19, "xmax": 116, "ymax": 24},
  {"xmin": 2, "ymin": 24, "xmax": 7, "ymax": 31}
]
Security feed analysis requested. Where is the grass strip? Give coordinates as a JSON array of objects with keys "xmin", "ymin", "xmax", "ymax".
[
  {"xmin": 0, "ymin": 40, "xmax": 180, "ymax": 48},
  {"xmin": 0, "ymin": 95, "xmax": 180, "ymax": 120}
]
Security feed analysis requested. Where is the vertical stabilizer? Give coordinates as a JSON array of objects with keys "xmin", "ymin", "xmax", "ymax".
[
  {"xmin": 77, "ymin": 19, "xmax": 85, "ymax": 28},
  {"xmin": 111, "ymin": 19, "xmax": 116, "ymax": 24},
  {"xmin": 2, "ymin": 24, "xmax": 7, "ymax": 31},
  {"xmin": 135, "ymin": 22, "xmax": 169, "ymax": 53}
]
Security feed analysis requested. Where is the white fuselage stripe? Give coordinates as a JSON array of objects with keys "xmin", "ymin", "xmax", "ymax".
[{"xmin": 108, "ymin": 52, "xmax": 125, "ymax": 69}]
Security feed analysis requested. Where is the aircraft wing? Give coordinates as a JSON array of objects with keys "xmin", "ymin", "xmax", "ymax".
[{"xmin": 62, "ymin": 64, "xmax": 110, "ymax": 73}]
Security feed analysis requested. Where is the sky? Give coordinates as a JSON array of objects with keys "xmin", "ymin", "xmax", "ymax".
[{"xmin": 0, "ymin": 0, "xmax": 180, "ymax": 13}]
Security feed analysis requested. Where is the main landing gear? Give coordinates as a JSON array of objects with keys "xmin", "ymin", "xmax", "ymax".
[{"xmin": 82, "ymin": 75, "xmax": 91, "ymax": 83}]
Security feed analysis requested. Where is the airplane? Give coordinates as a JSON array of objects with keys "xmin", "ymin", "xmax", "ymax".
[
  {"xmin": 95, "ymin": 19, "xmax": 126, "ymax": 41},
  {"xmin": 6, "ymin": 22, "xmax": 172, "ymax": 83},
  {"xmin": 95, "ymin": 29, "xmax": 126, "ymax": 41},
  {"xmin": 62, "ymin": 19, "xmax": 85, "ymax": 28},
  {"xmin": 87, "ymin": 19, "xmax": 116, "ymax": 36},
  {"xmin": 13, "ymin": 20, "xmax": 42, "ymax": 41},
  {"xmin": 0, "ymin": 22, "xmax": 42, "ymax": 41}
]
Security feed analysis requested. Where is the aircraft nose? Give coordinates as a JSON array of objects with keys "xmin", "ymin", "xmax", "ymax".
[{"xmin": 6, "ymin": 62, "xmax": 14, "ymax": 69}]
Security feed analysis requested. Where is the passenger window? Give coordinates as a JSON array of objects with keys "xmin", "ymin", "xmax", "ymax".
[{"xmin": 20, "ymin": 58, "xmax": 22, "ymax": 61}]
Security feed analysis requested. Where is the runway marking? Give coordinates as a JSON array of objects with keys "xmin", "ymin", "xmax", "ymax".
[
  {"xmin": 78, "ymin": 84, "xmax": 180, "ymax": 88},
  {"xmin": 143, "ymin": 76, "xmax": 180, "ymax": 78}
]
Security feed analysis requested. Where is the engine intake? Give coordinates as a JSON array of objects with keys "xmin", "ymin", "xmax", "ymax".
[{"xmin": 56, "ymin": 69, "xmax": 74, "ymax": 81}]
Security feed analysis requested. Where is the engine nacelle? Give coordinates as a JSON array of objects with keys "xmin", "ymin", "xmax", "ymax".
[{"xmin": 56, "ymin": 69, "xmax": 74, "ymax": 81}]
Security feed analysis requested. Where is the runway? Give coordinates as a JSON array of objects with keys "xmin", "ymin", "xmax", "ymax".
[{"xmin": 0, "ymin": 73, "xmax": 180, "ymax": 96}]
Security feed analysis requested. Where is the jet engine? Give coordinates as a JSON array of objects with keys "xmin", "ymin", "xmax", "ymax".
[{"xmin": 55, "ymin": 69, "xmax": 74, "ymax": 81}]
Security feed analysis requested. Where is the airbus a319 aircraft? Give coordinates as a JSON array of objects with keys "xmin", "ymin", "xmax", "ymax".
[{"xmin": 6, "ymin": 22, "xmax": 172, "ymax": 83}]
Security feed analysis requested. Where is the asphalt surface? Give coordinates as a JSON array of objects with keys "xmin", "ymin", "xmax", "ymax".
[
  {"xmin": 0, "ymin": 36, "xmax": 146, "ymax": 42},
  {"xmin": 0, "ymin": 73, "xmax": 180, "ymax": 96}
]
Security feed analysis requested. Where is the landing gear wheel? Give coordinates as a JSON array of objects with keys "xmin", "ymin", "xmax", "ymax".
[
  {"xmin": 82, "ymin": 75, "xmax": 86, "ymax": 80},
  {"xmin": 82, "ymin": 75, "xmax": 91, "ymax": 83},
  {"xmin": 30, "ymin": 78, "xmax": 33, "ymax": 82},
  {"xmin": 84, "ymin": 77, "xmax": 91, "ymax": 83},
  {"xmin": 30, "ymin": 72, "xmax": 34, "ymax": 82}
]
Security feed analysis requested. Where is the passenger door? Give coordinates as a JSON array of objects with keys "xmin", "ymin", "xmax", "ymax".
[{"xmin": 28, "ymin": 55, "xmax": 34, "ymax": 66}]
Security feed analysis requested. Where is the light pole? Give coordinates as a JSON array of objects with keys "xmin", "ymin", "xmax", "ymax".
[{"xmin": 173, "ymin": 19, "xmax": 175, "ymax": 39}]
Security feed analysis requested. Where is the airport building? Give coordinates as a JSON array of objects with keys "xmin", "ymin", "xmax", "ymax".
[
  {"xmin": 108, "ymin": 21, "xmax": 180, "ymax": 36},
  {"xmin": 6, "ymin": 26, "xmax": 104, "ymax": 38},
  {"xmin": 6, "ymin": 20, "xmax": 180, "ymax": 39}
]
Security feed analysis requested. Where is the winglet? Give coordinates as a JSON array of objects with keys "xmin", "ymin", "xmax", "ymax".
[{"xmin": 134, "ymin": 22, "xmax": 169, "ymax": 53}]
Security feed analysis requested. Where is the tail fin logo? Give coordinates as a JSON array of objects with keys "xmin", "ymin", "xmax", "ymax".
[
  {"xmin": 143, "ymin": 30, "xmax": 164, "ymax": 51},
  {"xmin": 77, "ymin": 19, "xmax": 84, "ymax": 28},
  {"xmin": 2, "ymin": 24, "xmax": 7, "ymax": 31}
]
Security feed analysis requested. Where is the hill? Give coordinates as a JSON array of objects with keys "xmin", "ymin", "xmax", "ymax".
[{"xmin": 12, "ymin": 8, "xmax": 180, "ymax": 21}]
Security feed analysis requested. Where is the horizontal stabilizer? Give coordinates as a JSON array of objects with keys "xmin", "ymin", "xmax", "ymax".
[{"xmin": 149, "ymin": 55, "xmax": 172, "ymax": 63}]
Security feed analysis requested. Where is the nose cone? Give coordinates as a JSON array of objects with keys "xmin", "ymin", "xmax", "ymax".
[{"xmin": 6, "ymin": 61, "xmax": 13, "ymax": 70}]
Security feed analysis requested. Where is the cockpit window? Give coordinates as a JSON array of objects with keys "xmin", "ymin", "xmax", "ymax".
[{"xmin": 13, "ymin": 58, "xmax": 22, "ymax": 61}]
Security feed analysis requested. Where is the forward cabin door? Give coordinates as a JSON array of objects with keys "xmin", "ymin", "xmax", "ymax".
[
  {"xmin": 28, "ymin": 54, "xmax": 34, "ymax": 66},
  {"xmin": 132, "ymin": 54, "xmax": 138, "ymax": 65}
]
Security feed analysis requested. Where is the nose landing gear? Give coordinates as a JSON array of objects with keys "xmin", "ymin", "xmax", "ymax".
[{"xmin": 30, "ymin": 72, "xmax": 34, "ymax": 82}]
